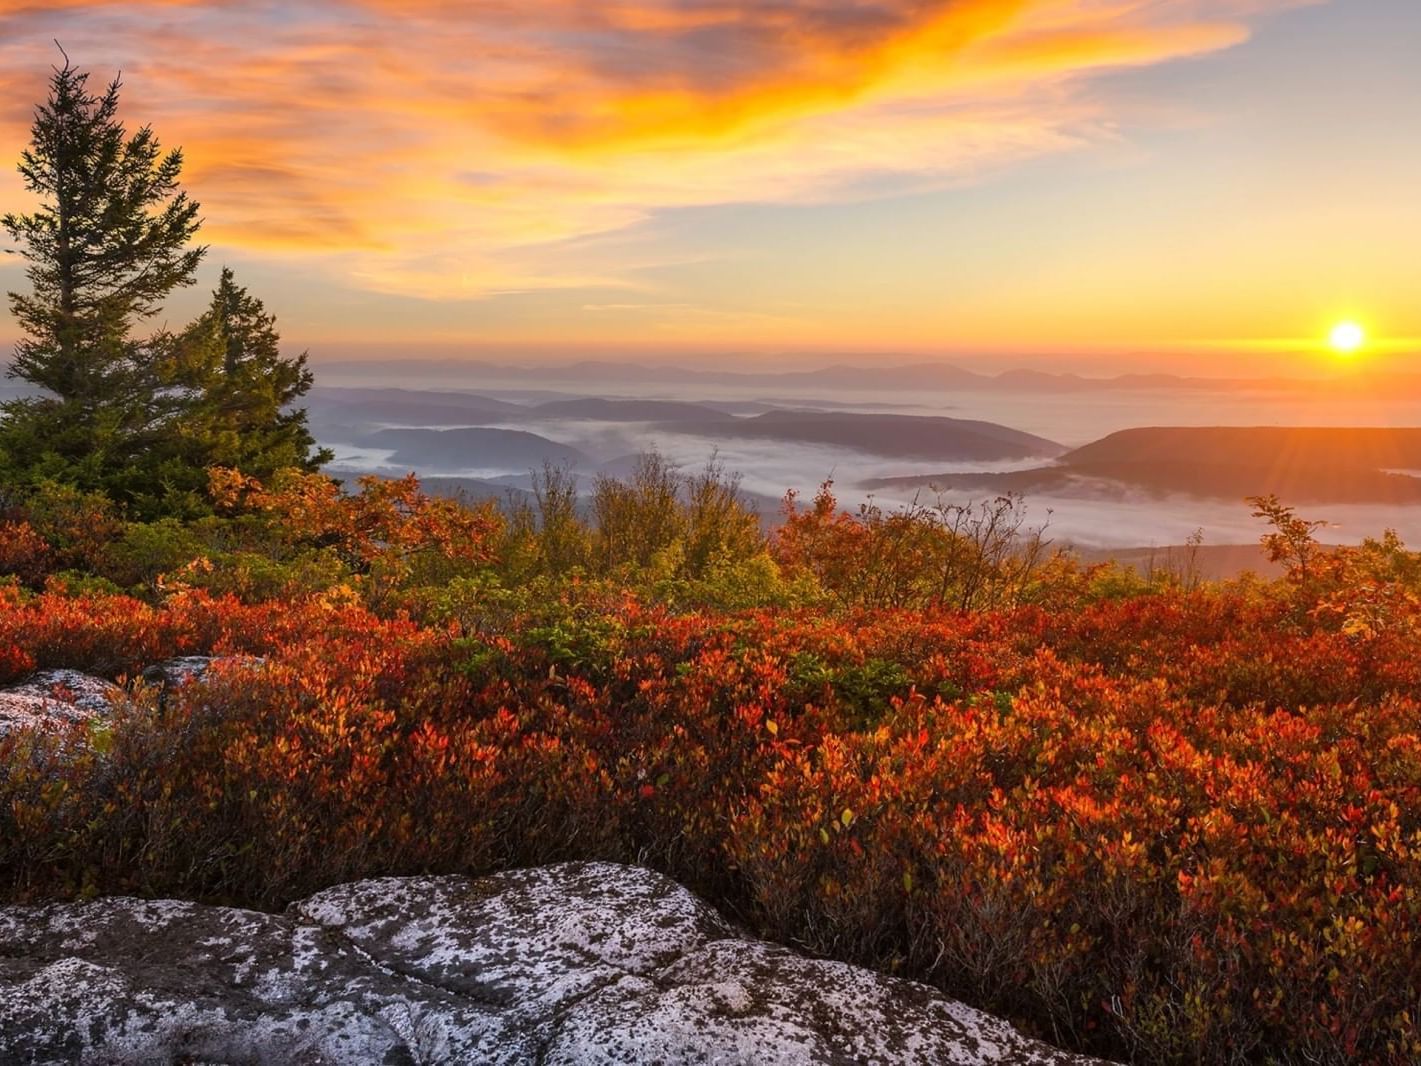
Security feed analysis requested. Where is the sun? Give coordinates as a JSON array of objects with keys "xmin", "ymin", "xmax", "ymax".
[{"xmin": 1329, "ymin": 320, "xmax": 1366, "ymax": 355}]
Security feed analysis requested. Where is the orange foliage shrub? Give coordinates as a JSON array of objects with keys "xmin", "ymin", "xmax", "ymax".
[
  {"xmin": 211, "ymin": 467, "xmax": 500, "ymax": 562},
  {"xmin": 207, "ymin": 467, "xmax": 503, "ymax": 606},
  {"xmin": 0, "ymin": 520, "xmax": 50, "ymax": 586},
  {"xmin": 4, "ymin": 543, "xmax": 1421, "ymax": 1062},
  {"xmin": 773, "ymin": 481, "xmax": 1050, "ymax": 611}
]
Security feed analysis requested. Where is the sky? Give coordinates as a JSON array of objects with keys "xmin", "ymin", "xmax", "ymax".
[{"xmin": 0, "ymin": 0, "xmax": 1418, "ymax": 373}]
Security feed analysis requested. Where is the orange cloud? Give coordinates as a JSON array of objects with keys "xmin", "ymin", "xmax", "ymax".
[{"xmin": 0, "ymin": 0, "xmax": 1301, "ymax": 299}]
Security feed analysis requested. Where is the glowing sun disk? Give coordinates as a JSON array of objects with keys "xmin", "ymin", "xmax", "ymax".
[{"xmin": 1329, "ymin": 321, "xmax": 1365, "ymax": 355}]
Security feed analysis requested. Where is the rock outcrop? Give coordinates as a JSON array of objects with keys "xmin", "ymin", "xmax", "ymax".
[
  {"xmin": 141, "ymin": 654, "xmax": 268, "ymax": 693},
  {"xmin": 140, "ymin": 654, "xmax": 224, "ymax": 690},
  {"xmin": 0, "ymin": 862, "xmax": 1105, "ymax": 1065},
  {"xmin": 0, "ymin": 657, "xmax": 265, "ymax": 737},
  {"xmin": 0, "ymin": 668, "xmax": 123, "ymax": 738}
]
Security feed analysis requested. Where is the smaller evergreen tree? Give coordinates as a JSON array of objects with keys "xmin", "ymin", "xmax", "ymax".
[{"xmin": 166, "ymin": 267, "xmax": 331, "ymax": 482}]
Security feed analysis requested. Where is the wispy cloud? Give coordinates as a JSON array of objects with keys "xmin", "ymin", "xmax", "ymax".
[{"xmin": 0, "ymin": 1, "xmax": 1300, "ymax": 299}]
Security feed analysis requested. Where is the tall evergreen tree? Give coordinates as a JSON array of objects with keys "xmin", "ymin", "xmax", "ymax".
[{"xmin": 1, "ymin": 57, "xmax": 204, "ymax": 505}]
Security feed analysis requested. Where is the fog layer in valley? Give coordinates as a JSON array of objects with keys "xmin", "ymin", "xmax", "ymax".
[{"xmin": 305, "ymin": 364, "xmax": 1421, "ymax": 561}]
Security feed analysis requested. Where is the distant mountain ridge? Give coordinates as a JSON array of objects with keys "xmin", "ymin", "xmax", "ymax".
[
  {"xmin": 313, "ymin": 359, "xmax": 1421, "ymax": 396},
  {"xmin": 664, "ymin": 410, "xmax": 1063, "ymax": 462},
  {"xmin": 528, "ymin": 398, "xmax": 733, "ymax": 422},
  {"xmin": 866, "ymin": 426, "xmax": 1421, "ymax": 504},
  {"xmin": 12, "ymin": 355, "xmax": 1421, "ymax": 396},
  {"xmin": 310, "ymin": 385, "xmax": 1065, "ymax": 467},
  {"xmin": 360, "ymin": 427, "xmax": 588, "ymax": 471},
  {"xmin": 1064, "ymin": 426, "xmax": 1421, "ymax": 469}
]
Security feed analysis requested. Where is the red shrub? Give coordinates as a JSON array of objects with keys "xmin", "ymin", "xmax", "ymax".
[{"xmin": 4, "ymin": 581, "xmax": 1421, "ymax": 1063}]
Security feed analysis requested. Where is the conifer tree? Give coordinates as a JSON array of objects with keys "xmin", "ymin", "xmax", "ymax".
[
  {"xmin": 1, "ymin": 57, "xmax": 205, "ymax": 505},
  {"xmin": 169, "ymin": 267, "xmax": 331, "ymax": 480}
]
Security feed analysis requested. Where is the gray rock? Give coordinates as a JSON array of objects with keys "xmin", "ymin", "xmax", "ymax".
[
  {"xmin": 0, "ymin": 862, "xmax": 1107, "ymax": 1065},
  {"xmin": 0, "ymin": 669, "xmax": 123, "ymax": 738},
  {"xmin": 139, "ymin": 655, "xmax": 266, "ymax": 706},
  {"xmin": 140, "ymin": 654, "xmax": 216, "ymax": 687},
  {"xmin": 140, "ymin": 655, "xmax": 226, "ymax": 689},
  {"xmin": 0, "ymin": 896, "xmax": 513, "ymax": 1064},
  {"xmin": 542, "ymin": 939, "xmax": 1081, "ymax": 1065}
]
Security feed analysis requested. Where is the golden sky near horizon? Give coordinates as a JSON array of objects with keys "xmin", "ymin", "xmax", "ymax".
[{"xmin": 0, "ymin": 0, "xmax": 1417, "ymax": 369}]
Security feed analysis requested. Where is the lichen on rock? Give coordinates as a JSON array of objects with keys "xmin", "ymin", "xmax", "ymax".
[
  {"xmin": 0, "ymin": 862, "xmax": 1109, "ymax": 1065},
  {"xmin": 0, "ymin": 668, "xmax": 123, "ymax": 738}
]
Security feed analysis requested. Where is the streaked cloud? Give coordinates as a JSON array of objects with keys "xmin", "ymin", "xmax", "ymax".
[{"xmin": 0, "ymin": 1, "xmax": 1305, "ymax": 301}]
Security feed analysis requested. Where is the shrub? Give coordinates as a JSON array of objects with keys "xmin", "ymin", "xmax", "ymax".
[{"xmin": 6, "ymin": 488, "xmax": 1421, "ymax": 1064}]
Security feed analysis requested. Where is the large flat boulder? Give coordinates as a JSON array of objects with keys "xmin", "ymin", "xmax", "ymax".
[{"xmin": 0, "ymin": 862, "xmax": 1107, "ymax": 1065}]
